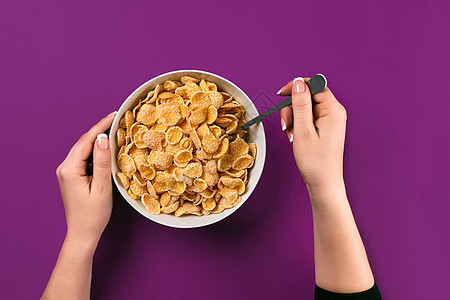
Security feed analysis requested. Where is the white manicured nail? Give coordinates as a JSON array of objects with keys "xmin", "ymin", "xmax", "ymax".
[
  {"xmin": 97, "ymin": 133, "xmax": 109, "ymax": 150},
  {"xmin": 292, "ymin": 77, "xmax": 305, "ymax": 84},
  {"xmin": 289, "ymin": 132, "xmax": 294, "ymax": 143},
  {"xmin": 293, "ymin": 77, "xmax": 306, "ymax": 93},
  {"xmin": 277, "ymin": 88, "xmax": 283, "ymax": 95},
  {"xmin": 281, "ymin": 119, "xmax": 287, "ymax": 131}
]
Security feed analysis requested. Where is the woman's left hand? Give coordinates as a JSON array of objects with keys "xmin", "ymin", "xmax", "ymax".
[{"xmin": 56, "ymin": 112, "xmax": 116, "ymax": 247}]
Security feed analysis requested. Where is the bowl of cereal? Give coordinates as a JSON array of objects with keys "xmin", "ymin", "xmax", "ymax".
[{"xmin": 110, "ymin": 70, "xmax": 266, "ymax": 228}]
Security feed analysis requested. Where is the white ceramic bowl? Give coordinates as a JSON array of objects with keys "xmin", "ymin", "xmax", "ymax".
[{"xmin": 110, "ymin": 70, "xmax": 266, "ymax": 228}]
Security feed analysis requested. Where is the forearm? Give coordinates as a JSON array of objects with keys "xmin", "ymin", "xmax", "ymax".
[
  {"xmin": 42, "ymin": 234, "xmax": 98, "ymax": 300},
  {"xmin": 308, "ymin": 182, "xmax": 374, "ymax": 293}
]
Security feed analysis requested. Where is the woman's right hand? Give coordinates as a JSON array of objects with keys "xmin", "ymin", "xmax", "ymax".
[
  {"xmin": 278, "ymin": 77, "xmax": 347, "ymax": 193},
  {"xmin": 278, "ymin": 78, "xmax": 377, "ymax": 294}
]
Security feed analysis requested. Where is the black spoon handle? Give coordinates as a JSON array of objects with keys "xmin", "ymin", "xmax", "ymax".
[{"xmin": 241, "ymin": 74, "xmax": 327, "ymax": 131}]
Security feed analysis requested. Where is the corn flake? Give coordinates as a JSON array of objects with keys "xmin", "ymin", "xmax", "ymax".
[
  {"xmin": 229, "ymin": 136, "xmax": 249, "ymax": 158},
  {"xmin": 188, "ymin": 106, "xmax": 208, "ymax": 126},
  {"xmin": 125, "ymin": 110, "xmax": 134, "ymax": 129},
  {"xmin": 173, "ymin": 167, "xmax": 186, "ymax": 182},
  {"xmin": 199, "ymin": 80, "xmax": 209, "ymax": 93},
  {"xmin": 136, "ymin": 104, "xmax": 157, "ymax": 126},
  {"xmin": 217, "ymin": 154, "xmax": 233, "ymax": 172},
  {"xmin": 139, "ymin": 164, "xmax": 156, "ymax": 180},
  {"xmin": 163, "ymin": 80, "xmax": 178, "ymax": 92},
  {"xmin": 118, "ymin": 154, "xmax": 136, "ymax": 177},
  {"xmin": 183, "ymin": 161, "xmax": 203, "ymax": 178},
  {"xmin": 202, "ymin": 134, "xmax": 219, "ymax": 154},
  {"xmin": 174, "ymin": 149, "xmax": 193, "ymax": 167},
  {"xmin": 200, "ymin": 187, "xmax": 216, "ymax": 198},
  {"xmin": 127, "ymin": 188, "xmax": 139, "ymax": 200},
  {"xmin": 205, "ymin": 160, "xmax": 217, "ymax": 174},
  {"xmin": 191, "ymin": 91, "xmax": 211, "ymax": 107},
  {"xmin": 158, "ymin": 104, "xmax": 181, "ymax": 126},
  {"xmin": 193, "ymin": 178, "xmax": 208, "ymax": 192},
  {"xmin": 169, "ymin": 180, "xmax": 186, "ymax": 194},
  {"xmin": 182, "ymin": 202, "xmax": 202, "ymax": 215},
  {"xmin": 206, "ymin": 91, "xmax": 224, "ymax": 109},
  {"xmin": 175, "ymin": 86, "xmax": 188, "ymax": 98},
  {"xmin": 117, "ymin": 128, "xmax": 125, "ymax": 147},
  {"xmin": 196, "ymin": 123, "xmax": 210, "ymax": 140},
  {"xmin": 181, "ymin": 76, "xmax": 201, "ymax": 84},
  {"xmin": 213, "ymin": 137, "xmax": 229, "ymax": 159},
  {"xmin": 152, "ymin": 124, "xmax": 168, "ymax": 132},
  {"xmin": 211, "ymin": 203, "xmax": 225, "ymax": 214},
  {"xmin": 129, "ymin": 146, "xmax": 149, "ymax": 169},
  {"xmin": 232, "ymin": 154, "xmax": 254, "ymax": 170},
  {"xmin": 133, "ymin": 172, "xmax": 147, "ymax": 186},
  {"xmin": 130, "ymin": 177, "xmax": 147, "ymax": 197},
  {"xmin": 185, "ymin": 82, "xmax": 202, "ymax": 98},
  {"xmin": 117, "ymin": 172, "xmax": 130, "ymax": 189},
  {"xmin": 202, "ymin": 198, "xmax": 216, "ymax": 211},
  {"xmin": 165, "ymin": 126, "xmax": 183, "ymax": 145},
  {"xmin": 141, "ymin": 193, "xmax": 160, "ymax": 214},
  {"xmin": 187, "ymin": 123, "xmax": 202, "ymax": 149},
  {"xmin": 159, "ymin": 92, "xmax": 175, "ymax": 99},
  {"xmin": 146, "ymin": 181, "xmax": 158, "ymax": 198},
  {"xmin": 207, "ymin": 82, "xmax": 217, "ymax": 92},
  {"xmin": 248, "ymin": 143, "xmax": 257, "ymax": 158},
  {"xmin": 161, "ymin": 201, "xmax": 180, "ymax": 213},
  {"xmin": 209, "ymin": 125, "xmax": 222, "ymax": 138},
  {"xmin": 143, "ymin": 130, "xmax": 165, "ymax": 150},
  {"xmin": 149, "ymin": 151, "xmax": 173, "ymax": 170},
  {"xmin": 205, "ymin": 106, "xmax": 218, "ymax": 124}
]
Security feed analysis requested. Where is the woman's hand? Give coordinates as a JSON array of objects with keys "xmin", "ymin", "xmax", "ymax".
[
  {"xmin": 56, "ymin": 112, "xmax": 115, "ymax": 247},
  {"xmin": 278, "ymin": 78, "xmax": 375, "ymax": 293},
  {"xmin": 42, "ymin": 112, "xmax": 116, "ymax": 300},
  {"xmin": 278, "ymin": 78, "xmax": 347, "ymax": 193}
]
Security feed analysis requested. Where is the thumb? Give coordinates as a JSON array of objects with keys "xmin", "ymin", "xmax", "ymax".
[
  {"xmin": 291, "ymin": 77, "xmax": 316, "ymax": 136},
  {"xmin": 92, "ymin": 133, "xmax": 112, "ymax": 191}
]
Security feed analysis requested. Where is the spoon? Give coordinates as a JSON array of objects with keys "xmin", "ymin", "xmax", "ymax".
[{"xmin": 241, "ymin": 74, "xmax": 327, "ymax": 130}]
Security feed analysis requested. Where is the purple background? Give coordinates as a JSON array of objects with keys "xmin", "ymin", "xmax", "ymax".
[{"xmin": 1, "ymin": 0, "xmax": 449, "ymax": 299}]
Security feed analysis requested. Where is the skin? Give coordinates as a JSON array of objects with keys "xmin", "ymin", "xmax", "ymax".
[
  {"xmin": 42, "ymin": 78, "xmax": 375, "ymax": 298},
  {"xmin": 41, "ymin": 113, "xmax": 115, "ymax": 300},
  {"xmin": 279, "ymin": 78, "xmax": 375, "ymax": 292}
]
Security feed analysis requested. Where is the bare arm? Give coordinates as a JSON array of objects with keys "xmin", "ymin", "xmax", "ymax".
[
  {"xmin": 42, "ymin": 236, "xmax": 96, "ymax": 299},
  {"xmin": 309, "ymin": 184, "xmax": 374, "ymax": 292},
  {"xmin": 279, "ymin": 78, "xmax": 374, "ymax": 293},
  {"xmin": 42, "ymin": 113, "xmax": 115, "ymax": 299}
]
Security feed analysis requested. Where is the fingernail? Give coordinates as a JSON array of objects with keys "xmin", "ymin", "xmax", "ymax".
[
  {"xmin": 277, "ymin": 88, "xmax": 283, "ymax": 95},
  {"xmin": 292, "ymin": 77, "xmax": 305, "ymax": 93},
  {"xmin": 107, "ymin": 111, "xmax": 117, "ymax": 117},
  {"xmin": 289, "ymin": 132, "xmax": 294, "ymax": 143},
  {"xmin": 281, "ymin": 119, "xmax": 287, "ymax": 131},
  {"xmin": 97, "ymin": 133, "xmax": 109, "ymax": 150}
]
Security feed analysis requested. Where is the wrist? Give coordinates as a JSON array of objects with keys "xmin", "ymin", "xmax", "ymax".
[
  {"xmin": 64, "ymin": 231, "xmax": 100, "ymax": 257},
  {"xmin": 306, "ymin": 180, "xmax": 347, "ymax": 208},
  {"xmin": 306, "ymin": 178, "xmax": 345, "ymax": 195}
]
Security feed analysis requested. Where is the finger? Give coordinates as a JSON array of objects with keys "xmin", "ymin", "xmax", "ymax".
[
  {"xmin": 91, "ymin": 133, "xmax": 112, "ymax": 192},
  {"xmin": 291, "ymin": 78, "xmax": 316, "ymax": 135},
  {"xmin": 280, "ymin": 105, "xmax": 293, "ymax": 132},
  {"xmin": 311, "ymin": 87, "xmax": 342, "ymax": 124},
  {"xmin": 276, "ymin": 77, "xmax": 311, "ymax": 96},
  {"xmin": 313, "ymin": 90, "xmax": 347, "ymax": 135},
  {"xmin": 66, "ymin": 112, "xmax": 116, "ymax": 172},
  {"xmin": 287, "ymin": 129, "xmax": 294, "ymax": 143},
  {"xmin": 311, "ymin": 87, "xmax": 338, "ymax": 104}
]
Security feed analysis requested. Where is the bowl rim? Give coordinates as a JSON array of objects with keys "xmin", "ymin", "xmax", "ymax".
[{"xmin": 109, "ymin": 69, "xmax": 266, "ymax": 228}]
